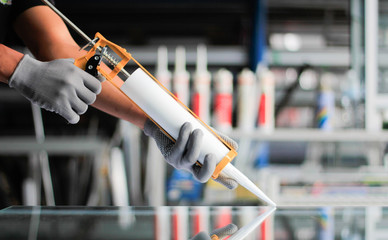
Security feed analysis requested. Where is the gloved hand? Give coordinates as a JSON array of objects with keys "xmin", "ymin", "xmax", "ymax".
[
  {"xmin": 190, "ymin": 223, "xmax": 238, "ymax": 240},
  {"xmin": 9, "ymin": 55, "xmax": 102, "ymax": 124},
  {"xmin": 144, "ymin": 119, "xmax": 238, "ymax": 189}
]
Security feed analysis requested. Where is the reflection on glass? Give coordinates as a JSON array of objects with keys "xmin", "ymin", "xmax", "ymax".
[
  {"xmin": 228, "ymin": 207, "xmax": 276, "ymax": 240},
  {"xmin": 0, "ymin": 206, "xmax": 274, "ymax": 240},
  {"xmin": 1, "ymin": 206, "xmax": 387, "ymax": 239}
]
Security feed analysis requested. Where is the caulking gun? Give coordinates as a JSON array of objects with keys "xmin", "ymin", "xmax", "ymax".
[{"xmin": 40, "ymin": 0, "xmax": 276, "ymax": 206}]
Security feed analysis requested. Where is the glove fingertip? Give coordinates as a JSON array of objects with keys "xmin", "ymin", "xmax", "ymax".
[
  {"xmin": 190, "ymin": 232, "xmax": 210, "ymax": 240},
  {"xmin": 97, "ymin": 74, "xmax": 106, "ymax": 83},
  {"xmin": 223, "ymin": 223, "xmax": 238, "ymax": 235},
  {"xmin": 95, "ymin": 82, "xmax": 102, "ymax": 94},
  {"xmin": 195, "ymin": 154, "xmax": 217, "ymax": 183},
  {"xmin": 215, "ymin": 173, "xmax": 239, "ymax": 190},
  {"xmin": 182, "ymin": 122, "xmax": 193, "ymax": 133},
  {"xmin": 205, "ymin": 153, "xmax": 217, "ymax": 167},
  {"xmin": 210, "ymin": 223, "xmax": 238, "ymax": 238},
  {"xmin": 67, "ymin": 114, "xmax": 80, "ymax": 124},
  {"xmin": 222, "ymin": 181, "xmax": 238, "ymax": 190},
  {"xmin": 85, "ymin": 75, "xmax": 103, "ymax": 95}
]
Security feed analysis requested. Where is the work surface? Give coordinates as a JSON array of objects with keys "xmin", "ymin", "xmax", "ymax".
[{"xmin": 0, "ymin": 205, "xmax": 386, "ymax": 239}]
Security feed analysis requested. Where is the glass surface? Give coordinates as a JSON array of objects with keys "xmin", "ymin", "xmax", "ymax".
[{"xmin": 0, "ymin": 205, "xmax": 387, "ymax": 239}]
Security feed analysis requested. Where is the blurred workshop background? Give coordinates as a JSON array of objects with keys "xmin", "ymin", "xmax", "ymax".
[{"xmin": 1, "ymin": 0, "xmax": 388, "ymax": 209}]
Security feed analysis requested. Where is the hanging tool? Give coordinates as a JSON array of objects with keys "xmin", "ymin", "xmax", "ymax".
[{"xmin": 40, "ymin": 0, "xmax": 275, "ymax": 206}]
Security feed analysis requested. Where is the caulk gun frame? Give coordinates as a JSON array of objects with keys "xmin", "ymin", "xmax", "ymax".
[{"xmin": 76, "ymin": 33, "xmax": 237, "ymax": 180}]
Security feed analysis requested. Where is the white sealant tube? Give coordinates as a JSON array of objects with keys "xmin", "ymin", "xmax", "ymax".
[
  {"xmin": 121, "ymin": 68, "xmax": 228, "ymax": 164},
  {"xmin": 236, "ymin": 68, "xmax": 257, "ymax": 131},
  {"xmin": 120, "ymin": 68, "xmax": 275, "ymax": 206}
]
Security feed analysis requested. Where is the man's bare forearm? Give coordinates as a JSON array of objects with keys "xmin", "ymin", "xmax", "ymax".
[{"xmin": 0, "ymin": 44, "xmax": 23, "ymax": 84}]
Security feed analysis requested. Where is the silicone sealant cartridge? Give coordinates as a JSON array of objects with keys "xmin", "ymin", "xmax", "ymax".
[
  {"xmin": 316, "ymin": 73, "xmax": 335, "ymax": 131},
  {"xmin": 120, "ymin": 68, "xmax": 276, "ymax": 206},
  {"xmin": 155, "ymin": 46, "xmax": 172, "ymax": 90},
  {"xmin": 257, "ymin": 66, "xmax": 275, "ymax": 132},
  {"xmin": 192, "ymin": 44, "xmax": 211, "ymax": 124},
  {"xmin": 213, "ymin": 68, "xmax": 234, "ymax": 132},
  {"xmin": 236, "ymin": 68, "xmax": 257, "ymax": 132},
  {"xmin": 172, "ymin": 46, "xmax": 190, "ymax": 106}
]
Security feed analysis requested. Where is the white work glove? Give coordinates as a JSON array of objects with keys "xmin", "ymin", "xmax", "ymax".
[
  {"xmin": 9, "ymin": 55, "xmax": 102, "ymax": 124},
  {"xmin": 143, "ymin": 119, "xmax": 238, "ymax": 189},
  {"xmin": 190, "ymin": 223, "xmax": 238, "ymax": 240}
]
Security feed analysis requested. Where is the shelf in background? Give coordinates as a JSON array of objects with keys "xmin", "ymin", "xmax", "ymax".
[
  {"xmin": 229, "ymin": 129, "xmax": 388, "ymax": 142},
  {"xmin": 0, "ymin": 136, "xmax": 108, "ymax": 155},
  {"xmin": 120, "ymin": 46, "xmax": 363, "ymax": 68},
  {"xmin": 278, "ymin": 194, "xmax": 388, "ymax": 206},
  {"xmin": 123, "ymin": 45, "xmax": 248, "ymax": 67},
  {"xmin": 267, "ymin": 48, "xmax": 351, "ymax": 67}
]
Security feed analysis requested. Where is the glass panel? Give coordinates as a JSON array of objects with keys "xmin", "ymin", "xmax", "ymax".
[{"xmin": 1, "ymin": 206, "xmax": 387, "ymax": 239}]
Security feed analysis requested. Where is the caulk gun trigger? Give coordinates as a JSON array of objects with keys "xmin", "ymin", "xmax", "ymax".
[{"xmin": 85, "ymin": 53, "xmax": 103, "ymax": 77}]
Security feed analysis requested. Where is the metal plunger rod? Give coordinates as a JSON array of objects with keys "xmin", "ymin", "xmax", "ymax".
[
  {"xmin": 40, "ymin": 0, "xmax": 131, "ymax": 78},
  {"xmin": 41, "ymin": 0, "xmax": 92, "ymax": 43}
]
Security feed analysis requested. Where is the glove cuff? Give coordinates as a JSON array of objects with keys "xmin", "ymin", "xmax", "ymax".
[
  {"xmin": 143, "ymin": 118, "xmax": 174, "ymax": 159},
  {"xmin": 143, "ymin": 118, "xmax": 159, "ymax": 137},
  {"xmin": 9, "ymin": 54, "xmax": 37, "ymax": 89},
  {"xmin": 8, "ymin": 54, "xmax": 26, "ymax": 88}
]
